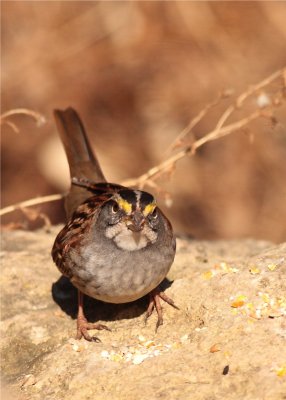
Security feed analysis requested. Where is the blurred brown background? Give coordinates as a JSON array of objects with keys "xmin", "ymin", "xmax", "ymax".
[{"xmin": 2, "ymin": 1, "xmax": 286, "ymax": 242}]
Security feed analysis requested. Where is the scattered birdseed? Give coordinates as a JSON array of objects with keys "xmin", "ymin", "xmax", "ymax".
[
  {"xmin": 99, "ymin": 334, "xmax": 190, "ymax": 364},
  {"xmin": 68, "ymin": 338, "xmax": 88, "ymax": 352},
  {"xmin": 267, "ymin": 263, "xmax": 277, "ymax": 271},
  {"xmin": 202, "ymin": 262, "xmax": 239, "ymax": 280},
  {"xmin": 132, "ymin": 354, "xmax": 149, "ymax": 365},
  {"xmin": 276, "ymin": 365, "xmax": 286, "ymax": 377},
  {"xmin": 110, "ymin": 353, "xmax": 123, "ymax": 362},
  {"xmin": 222, "ymin": 365, "xmax": 230, "ymax": 375},
  {"xmin": 249, "ymin": 267, "xmax": 260, "ymax": 274},
  {"xmin": 231, "ymin": 295, "xmax": 247, "ymax": 308},
  {"xmin": 210, "ymin": 343, "xmax": 220, "ymax": 353},
  {"xmin": 202, "ymin": 271, "xmax": 213, "ymax": 280},
  {"xmin": 230, "ymin": 293, "xmax": 286, "ymax": 319},
  {"xmin": 144, "ymin": 340, "xmax": 155, "ymax": 348},
  {"xmin": 101, "ymin": 350, "xmax": 109, "ymax": 359},
  {"xmin": 180, "ymin": 334, "xmax": 190, "ymax": 343},
  {"xmin": 195, "ymin": 327, "xmax": 207, "ymax": 332}
]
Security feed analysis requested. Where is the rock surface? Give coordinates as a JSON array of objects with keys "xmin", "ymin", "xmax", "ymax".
[{"xmin": 1, "ymin": 227, "xmax": 286, "ymax": 400}]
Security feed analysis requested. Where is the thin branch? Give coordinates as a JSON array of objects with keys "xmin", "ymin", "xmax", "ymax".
[
  {"xmin": 1, "ymin": 119, "xmax": 20, "ymax": 133},
  {"xmin": 1, "ymin": 69, "xmax": 285, "ymax": 216},
  {"xmin": 215, "ymin": 68, "xmax": 284, "ymax": 131},
  {"xmin": 0, "ymin": 108, "xmax": 46, "ymax": 128},
  {"xmin": 122, "ymin": 110, "xmax": 262, "ymax": 188},
  {"xmin": 122, "ymin": 68, "xmax": 285, "ymax": 188},
  {"xmin": 192, "ymin": 110, "xmax": 261, "ymax": 153},
  {"xmin": 236, "ymin": 68, "xmax": 283, "ymax": 107},
  {"xmin": 0, "ymin": 194, "xmax": 64, "ymax": 217},
  {"xmin": 167, "ymin": 92, "xmax": 224, "ymax": 151}
]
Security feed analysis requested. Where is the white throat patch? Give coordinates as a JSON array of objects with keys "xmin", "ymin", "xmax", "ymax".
[{"xmin": 105, "ymin": 222, "xmax": 157, "ymax": 251}]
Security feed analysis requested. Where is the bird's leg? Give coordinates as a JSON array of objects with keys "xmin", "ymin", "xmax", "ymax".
[
  {"xmin": 145, "ymin": 287, "xmax": 179, "ymax": 332},
  {"xmin": 76, "ymin": 290, "xmax": 111, "ymax": 342}
]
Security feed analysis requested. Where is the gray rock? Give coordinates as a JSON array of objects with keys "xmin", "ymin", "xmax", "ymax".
[{"xmin": 1, "ymin": 228, "xmax": 285, "ymax": 399}]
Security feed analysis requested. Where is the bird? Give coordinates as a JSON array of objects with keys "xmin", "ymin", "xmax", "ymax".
[{"xmin": 51, "ymin": 107, "xmax": 177, "ymax": 341}]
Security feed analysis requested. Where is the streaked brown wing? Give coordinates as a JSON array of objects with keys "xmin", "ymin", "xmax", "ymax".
[
  {"xmin": 71, "ymin": 177, "xmax": 126, "ymax": 195},
  {"xmin": 51, "ymin": 194, "xmax": 111, "ymax": 278}
]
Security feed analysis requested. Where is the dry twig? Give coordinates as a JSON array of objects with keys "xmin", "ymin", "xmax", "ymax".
[
  {"xmin": 0, "ymin": 194, "xmax": 63, "ymax": 217},
  {"xmin": 0, "ymin": 108, "xmax": 46, "ymax": 133},
  {"xmin": 1, "ymin": 68, "xmax": 285, "ymax": 216},
  {"xmin": 20, "ymin": 206, "xmax": 52, "ymax": 232},
  {"xmin": 122, "ymin": 67, "xmax": 286, "ymax": 189},
  {"xmin": 167, "ymin": 92, "xmax": 227, "ymax": 151}
]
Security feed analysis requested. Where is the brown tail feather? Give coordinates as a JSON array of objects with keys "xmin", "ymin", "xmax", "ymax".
[{"xmin": 54, "ymin": 107, "xmax": 106, "ymax": 218}]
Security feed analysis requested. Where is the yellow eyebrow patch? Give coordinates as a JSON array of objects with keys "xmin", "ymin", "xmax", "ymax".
[
  {"xmin": 117, "ymin": 198, "xmax": 132, "ymax": 214},
  {"xmin": 143, "ymin": 202, "xmax": 156, "ymax": 217}
]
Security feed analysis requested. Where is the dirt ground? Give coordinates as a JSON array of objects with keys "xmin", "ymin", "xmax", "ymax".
[{"xmin": 1, "ymin": 227, "xmax": 286, "ymax": 400}]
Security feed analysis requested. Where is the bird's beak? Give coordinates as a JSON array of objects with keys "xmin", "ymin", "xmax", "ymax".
[{"xmin": 126, "ymin": 211, "xmax": 145, "ymax": 232}]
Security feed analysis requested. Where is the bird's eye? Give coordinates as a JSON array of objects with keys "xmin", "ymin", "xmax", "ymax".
[
  {"xmin": 150, "ymin": 207, "xmax": 158, "ymax": 219},
  {"xmin": 111, "ymin": 202, "xmax": 119, "ymax": 214}
]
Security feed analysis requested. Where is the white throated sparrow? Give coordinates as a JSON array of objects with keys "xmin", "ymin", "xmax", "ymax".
[{"xmin": 52, "ymin": 108, "xmax": 177, "ymax": 341}]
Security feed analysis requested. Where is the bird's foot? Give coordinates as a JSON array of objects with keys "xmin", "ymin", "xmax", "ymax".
[
  {"xmin": 145, "ymin": 288, "xmax": 179, "ymax": 332},
  {"xmin": 76, "ymin": 315, "xmax": 111, "ymax": 342}
]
